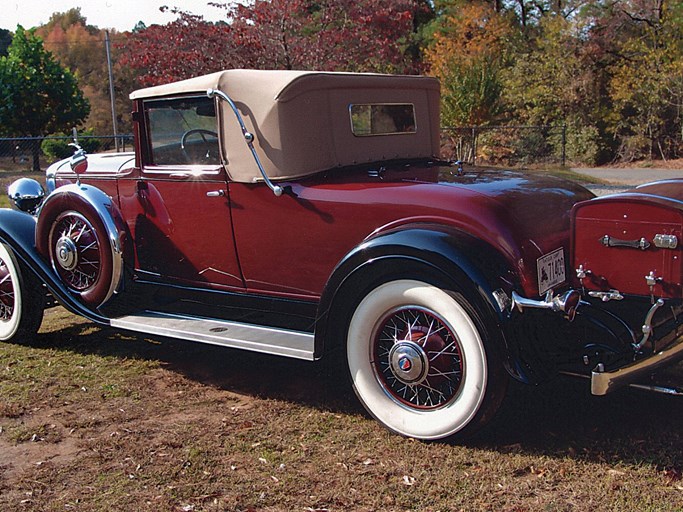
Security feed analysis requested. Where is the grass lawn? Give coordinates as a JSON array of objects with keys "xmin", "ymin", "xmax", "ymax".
[{"xmin": 0, "ymin": 307, "xmax": 682, "ymax": 511}]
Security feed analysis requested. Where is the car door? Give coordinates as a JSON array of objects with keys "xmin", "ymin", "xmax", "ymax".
[{"xmin": 133, "ymin": 94, "xmax": 244, "ymax": 289}]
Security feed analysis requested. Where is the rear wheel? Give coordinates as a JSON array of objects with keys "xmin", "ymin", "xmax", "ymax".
[
  {"xmin": 346, "ymin": 279, "xmax": 506, "ymax": 441},
  {"xmin": 0, "ymin": 243, "xmax": 44, "ymax": 342}
]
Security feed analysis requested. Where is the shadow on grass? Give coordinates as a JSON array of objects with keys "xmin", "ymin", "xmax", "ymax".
[{"xmin": 27, "ymin": 319, "xmax": 683, "ymax": 470}]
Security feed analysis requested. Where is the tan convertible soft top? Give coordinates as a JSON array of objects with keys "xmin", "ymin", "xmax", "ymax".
[{"xmin": 130, "ymin": 70, "xmax": 441, "ymax": 183}]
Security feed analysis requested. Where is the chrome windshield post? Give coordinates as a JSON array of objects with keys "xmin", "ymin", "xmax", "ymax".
[{"xmin": 207, "ymin": 88, "xmax": 283, "ymax": 197}]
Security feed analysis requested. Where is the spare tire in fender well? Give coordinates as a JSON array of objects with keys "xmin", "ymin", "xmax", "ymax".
[{"xmin": 36, "ymin": 184, "xmax": 128, "ymax": 308}]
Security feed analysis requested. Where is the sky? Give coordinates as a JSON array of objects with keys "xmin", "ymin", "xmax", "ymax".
[{"xmin": 2, "ymin": 1, "xmax": 228, "ymax": 32}]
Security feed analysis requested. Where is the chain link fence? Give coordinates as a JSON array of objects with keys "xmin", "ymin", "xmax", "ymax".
[
  {"xmin": 441, "ymin": 125, "xmax": 568, "ymax": 167},
  {"xmin": 0, "ymin": 135, "xmax": 134, "ymax": 173},
  {"xmin": 2, "ymin": 127, "xmax": 568, "ymax": 173}
]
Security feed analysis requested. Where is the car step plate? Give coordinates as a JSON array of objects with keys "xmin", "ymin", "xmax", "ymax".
[{"xmin": 111, "ymin": 311, "xmax": 315, "ymax": 360}]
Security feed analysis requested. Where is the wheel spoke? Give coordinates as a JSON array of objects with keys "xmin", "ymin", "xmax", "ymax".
[
  {"xmin": 373, "ymin": 306, "xmax": 464, "ymax": 410},
  {"xmin": 51, "ymin": 212, "xmax": 102, "ymax": 292},
  {"xmin": 0, "ymin": 260, "xmax": 14, "ymax": 321}
]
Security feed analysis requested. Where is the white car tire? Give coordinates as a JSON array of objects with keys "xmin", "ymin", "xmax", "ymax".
[
  {"xmin": 346, "ymin": 279, "xmax": 505, "ymax": 441},
  {"xmin": 0, "ymin": 243, "xmax": 44, "ymax": 342}
]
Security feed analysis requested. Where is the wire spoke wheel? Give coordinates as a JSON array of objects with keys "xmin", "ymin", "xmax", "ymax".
[
  {"xmin": 49, "ymin": 211, "xmax": 103, "ymax": 293},
  {"xmin": 347, "ymin": 279, "xmax": 506, "ymax": 441},
  {"xmin": 373, "ymin": 306, "xmax": 464, "ymax": 410},
  {"xmin": 0, "ymin": 243, "xmax": 44, "ymax": 342},
  {"xmin": 0, "ymin": 255, "xmax": 15, "ymax": 322}
]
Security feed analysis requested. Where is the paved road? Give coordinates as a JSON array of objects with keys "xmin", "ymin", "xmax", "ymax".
[
  {"xmin": 573, "ymin": 167, "xmax": 683, "ymax": 186},
  {"xmin": 572, "ymin": 167, "xmax": 683, "ymax": 196}
]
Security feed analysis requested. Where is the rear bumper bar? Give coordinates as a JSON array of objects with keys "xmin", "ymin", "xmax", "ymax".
[{"xmin": 591, "ymin": 334, "xmax": 683, "ymax": 395}]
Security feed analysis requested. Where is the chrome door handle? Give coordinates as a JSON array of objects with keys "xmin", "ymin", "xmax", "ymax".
[{"xmin": 206, "ymin": 190, "xmax": 226, "ymax": 197}]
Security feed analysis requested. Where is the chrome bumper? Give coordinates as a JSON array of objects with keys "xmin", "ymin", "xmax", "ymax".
[{"xmin": 591, "ymin": 334, "xmax": 683, "ymax": 395}]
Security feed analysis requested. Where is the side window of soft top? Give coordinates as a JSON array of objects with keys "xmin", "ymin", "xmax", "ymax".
[{"xmin": 145, "ymin": 96, "xmax": 220, "ymax": 166}]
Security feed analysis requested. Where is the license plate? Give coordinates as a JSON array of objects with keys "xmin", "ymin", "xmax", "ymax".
[{"xmin": 537, "ymin": 248, "xmax": 566, "ymax": 295}]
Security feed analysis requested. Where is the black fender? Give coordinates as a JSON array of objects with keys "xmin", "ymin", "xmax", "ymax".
[
  {"xmin": 0, "ymin": 208, "xmax": 109, "ymax": 324},
  {"xmin": 315, "ymin": 223, "xmax": 532, "ymax": 380},
  {"xmin": 35, "ymin": 184, "xmax": 128, "ymax": 307}
]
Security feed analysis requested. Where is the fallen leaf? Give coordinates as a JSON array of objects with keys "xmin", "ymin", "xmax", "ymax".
[{"xmin": 402, "ymin": 475, "xmax": 416, "ymax": 486}]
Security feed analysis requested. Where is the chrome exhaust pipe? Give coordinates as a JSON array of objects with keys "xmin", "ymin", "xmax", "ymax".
[{"xmin": 511, "ymin": 290, "xmax": 581, "ymax": 321}]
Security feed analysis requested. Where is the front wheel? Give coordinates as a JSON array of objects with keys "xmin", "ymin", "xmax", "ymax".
[
  {"xmin": 0, "ymin": 243, "xmax": 45, "ymax": 342},
  {"xmin": 346, "ymin": 279, "xmax": 506, "ymax": 441}
]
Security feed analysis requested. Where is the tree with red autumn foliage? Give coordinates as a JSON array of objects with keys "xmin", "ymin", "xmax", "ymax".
[{"xmin": 118, "ymin": 0, "xmax": 432, "ymax": 87}]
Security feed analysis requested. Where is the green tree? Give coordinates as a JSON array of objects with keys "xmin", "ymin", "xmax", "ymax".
[
  {"xmin": 501, "ymin": 15, "xmax": 604, "ymax": 163},
  {"xmin": 0, "ymin": 29, "xmax": 11, "ymax": 57},
  {"xmin": 426, "ymin": 1, "xmax": 517, "ymax": 126},
  {"xmin": 0, "ymin": 26, "xmax": 90, "ymax": 170},
  {"xmin": 606, "ymin": 0, "xmax": 683, "ymax": 161}
]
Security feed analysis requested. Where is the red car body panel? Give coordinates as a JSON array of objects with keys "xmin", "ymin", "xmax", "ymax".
[
  {"xmin": 572, "ymin": 184, "xmax": 683, "ymax": 298},
  {"xmin": 56, "ymin": 158, "xmax": 591, "ymax": 300}
]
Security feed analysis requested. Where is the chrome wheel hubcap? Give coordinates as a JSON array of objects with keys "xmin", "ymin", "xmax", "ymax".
[
  {"xmin": 55, "ymin": 236, "xmax": 78, "ymax": 271},
  {"xmin": 389, "ymin": 341, "xmax": 429, "ymax": 385}
]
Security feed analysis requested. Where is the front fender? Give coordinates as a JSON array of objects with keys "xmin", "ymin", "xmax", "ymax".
[
  {"xmin": 36, "ymin": 184, "xmax": 128, "ymax": 307},
  {"xmin": 0, "ymin": 208, "xmax": 109, "ymax": 325}
]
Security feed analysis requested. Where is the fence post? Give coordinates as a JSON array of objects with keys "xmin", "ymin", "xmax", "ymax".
[
  {"xmin": 471, "ymin": 126, "xmax": 477, "ymax": 166},
  {"xmin": 561, "ymin": 124, "xmax": 567, "ymax": 167}
]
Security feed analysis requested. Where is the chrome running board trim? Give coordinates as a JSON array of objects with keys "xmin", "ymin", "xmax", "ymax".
[{"xmin": 111, "ymin": 311, "xmax": 315, "ymax": 361}]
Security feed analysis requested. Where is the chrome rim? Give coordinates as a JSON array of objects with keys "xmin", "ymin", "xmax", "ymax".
[
  {"xmin": 50, "ymin": 212, "xmax": 101, "ymax": 291},
  {"xmin": 0, "ymin": 257, "xmax": 14, "ymax": 321},
  {"xmin": 372, "ymin": 306, "xmax": 464, "ymax": 410}
]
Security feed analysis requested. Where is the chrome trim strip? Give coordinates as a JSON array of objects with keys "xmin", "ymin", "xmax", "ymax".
[
  {"xmin": 628, "ymin": 383, "xmax": 683, "ymax": 396},
  {"xmin": 111, "ymin": 311, "xmax": 316, "ymax": 361},
  {"xmin": 591, "ymin": 334, "xmax": 683, "ymax": 395}
]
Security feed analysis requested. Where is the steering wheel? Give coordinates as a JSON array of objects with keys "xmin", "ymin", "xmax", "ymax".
[{"xmin": 180, "ymin": 129, "xmax": 219, "ymax": 163}]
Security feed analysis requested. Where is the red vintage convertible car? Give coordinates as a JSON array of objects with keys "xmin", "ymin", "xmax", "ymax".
[{"xmin": 2, "ymin": 70, "xmax": 682, "ymax": 440}]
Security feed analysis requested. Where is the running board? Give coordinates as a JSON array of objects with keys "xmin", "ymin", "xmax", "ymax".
[{"xmin": 111, "ymin": 311, "xmax": 315, "ymax": 361}]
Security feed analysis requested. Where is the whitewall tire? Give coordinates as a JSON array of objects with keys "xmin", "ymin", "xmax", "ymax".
[
  {"xmin": 346, "ymin": 279, "xmax": 504, "ymax": 441},
  {"xmin": 0, "ymin": 243, "xmax": 44, "ymax": 342}
]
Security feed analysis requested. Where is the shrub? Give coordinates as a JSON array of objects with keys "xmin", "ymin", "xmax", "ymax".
[{"xmin": 41, "ymin": 130, "xmax": 101, "ymax": 162}]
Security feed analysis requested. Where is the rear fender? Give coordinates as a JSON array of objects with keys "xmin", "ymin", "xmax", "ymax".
[
  {"xmin": 0, "ymin": 208, "xmax": 109, "ymax": 324},
  {"xmin": 315, "ymin": 224, "xmax": 524, "ymax": 375}
]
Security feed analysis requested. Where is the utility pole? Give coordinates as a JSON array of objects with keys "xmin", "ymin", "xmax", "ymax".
[{"xmin": 105, "ymin": 31, "xmax": 119, "ymax": 151}]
